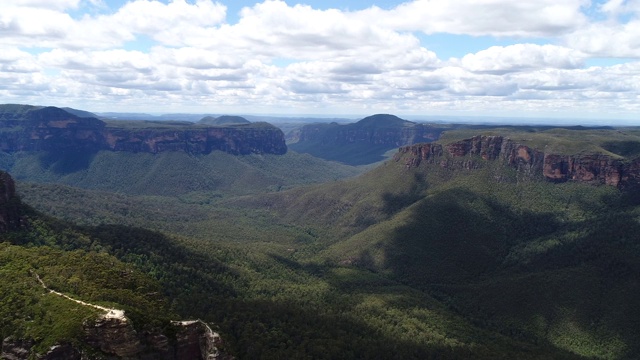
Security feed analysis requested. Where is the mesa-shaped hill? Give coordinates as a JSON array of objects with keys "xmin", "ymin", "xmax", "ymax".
[
  {"xmin": 0, "ymin": 104, "xmax": 286, "ymax": 155},
  {"xmin": 198, "ymin": 115, "xmax": 251, "ymax": 125},
  {"xmin": 288, "ymin": 114, "xmax": 446, "ymax": 165}
]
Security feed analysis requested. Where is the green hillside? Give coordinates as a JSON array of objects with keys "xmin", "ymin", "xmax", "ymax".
[
  {"xmin": 234, "ymin": 138, "xmax": 640, "ymax": 359},
  {"xmin": 0, "ymin": 242, "xmax": 175, "ymax": 355},
  {"xmin": 2, "ymin": 150, "xmax": 361, "ymax": 196}
]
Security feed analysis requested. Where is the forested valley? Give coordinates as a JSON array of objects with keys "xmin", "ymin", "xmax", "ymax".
[{"xmin": 2, "ymin": 107, "xmax": 640, "ymax": 359}]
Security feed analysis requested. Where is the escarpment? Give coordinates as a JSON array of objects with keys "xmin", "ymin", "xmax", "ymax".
[
  {"xmin": 0, "ymin": 105, "xmax": 286, "ymax": 155},
  {"xmin": 396, "ymin": 135, "xmax": 640, "ymax": 188}
]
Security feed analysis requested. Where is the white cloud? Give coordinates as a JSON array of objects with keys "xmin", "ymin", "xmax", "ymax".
[
  {"xmin": 39, "ymin": 49, "xmax": 152, "ymax": 72},
  {"xmin": 151, "ymin": 47, "xmax": 243, "ymax": 70},
  {"xmin": 0, "ymin": 0, "xmax": 226, "ymax": 49},
  {"xmin": 190, "ymin": 0, "xmax": 423, "ymax": 61},
  {"xmin": 599, "ymin": 0, "xmax": 640, "ymax": 17},
  {"xmin": 357, "ymin": 0, "xmax": 589, "ymax": 37},
  {"xmin": 2, "ymin": 0, "xmax": 640, "ymax": 119},
  {"xmin": 460, "ymin": 44, "xmax": 585, "ymax": 74},
  {"xmin": 564, "ymin": 21, "xmax": 640, "ymax": 58},
  {"xmin": 105, "ymin": 0, "xmax": 226, "ymax": 43},
  {"xmin": 0, "ymin": 0, "xmax": 81, "ymax": 11}
]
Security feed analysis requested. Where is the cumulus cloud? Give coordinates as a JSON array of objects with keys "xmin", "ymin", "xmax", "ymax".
[
  {"xmin": 599, "ymin": 0, "xmax": 640, "ymax": 17},
  {"xmin": 105, "ymin": 0, "xmax": 226, "ymax": 45},
  {"xmin": 357, "ymin": 0, "xmax": 589, "ymax": 37},
  {"xmin": 1, "ymin": 0, "xmax": 81, "ymax": 11},
  {"xmin": 460, "ymin": 44, "xmax": 585, "ymax": 74},
  {"xmin": 1, "ymin": 0, "xmax": 640, "ymax": 118},
  {"xmin": 0, "ymin": 0, "xmax": 226, "ymax": 49},
  {"xmin": 564, "ymin": 21, "xmax": 640, "ymax": 58}
]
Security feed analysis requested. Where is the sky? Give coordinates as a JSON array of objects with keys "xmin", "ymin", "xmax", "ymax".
[{"xmin": 1, "ymin": 0, "xmax": 640, "ymax": 123}]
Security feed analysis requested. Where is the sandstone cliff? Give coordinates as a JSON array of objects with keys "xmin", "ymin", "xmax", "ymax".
[
  {"xmin": 0, "ymin": 105, "xmax": 286, "ymax": 156},
  {"xmin": 395, "ymin": 135, "xmax": 640, "ymax": 188},
  {"xmin": 83, "ymin": 315, "xmax": 232, "ymax": 360},
  {"xmin": 2, "ymin": 316, "xmax": 232, "ymax": 360}
]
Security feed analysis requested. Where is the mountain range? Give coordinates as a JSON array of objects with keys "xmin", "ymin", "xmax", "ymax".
[
  {"xmin": 1, "ymin": 103, "xmax": 640, "ymax": 359},
  {"xmin": 0, "ymin": 104, "xmax": 286, "ymax": 156}
]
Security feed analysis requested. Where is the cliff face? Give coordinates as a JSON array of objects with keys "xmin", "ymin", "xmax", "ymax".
[
  {"xmin": 396, "ymin": 135, "xmax": 640, "ymax": 188},
  {"xmin": 0, "ymin": 171, "xmax": 22, "ymax": 232},
  {"xmin": 104, "ymin": 124, "xmax": 286, "ymax": 155},
  {"xmin": 0, "ymin": 339, "xmax": 81, "ymax": 360},
  {"xmin": 0, "ymin": 105, "xmax": 287, "ymax": 155},
  {"xmin": 83, "ymin": 316, "xmax": 232, "ymax": 360},
  {"xmin": 2, "ymin": 315, "xmax": 232, "ymax": 360}
]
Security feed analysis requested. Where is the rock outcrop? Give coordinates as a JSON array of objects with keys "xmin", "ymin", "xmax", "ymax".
[
  {"xmin": 1, "ymin": 315, "xmax": 233, "ymax": 360},
  {"xmin": 0, "ymin": 105, "xmax": 286, "ymax": 156},
  {"xmin": 396, "ymin": 135, "xmax": 640, "ymax": 188},
  {"xmin": 84, "ymin": 314, "xmax": 142, "ymax": 358},
  {"xmin": 1, "ymin": 338, "xmax": 33, "ymax": 360},
  {"xmin": 1, "ymin": 338, "xmax": 80, "ymax": 360},
  {"xmin": 83, "ymin": 316, "xmax": 232, "ymax": 360},
  {"xmin": 173, "ymin": 320, "xmax": 231, "ymax": 360}
]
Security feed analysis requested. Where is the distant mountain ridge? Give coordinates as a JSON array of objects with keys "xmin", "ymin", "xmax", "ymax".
[
  {"xmin": 288, "ymin": 114, "xmax": 446, "ymax": 165},
  {"xmin": 0, "ymin": 104, "xmax": 286, "ymax": 155},
  {"xmin": 199, "ymin": 115, "xmax": 251, "ymax": 125}
]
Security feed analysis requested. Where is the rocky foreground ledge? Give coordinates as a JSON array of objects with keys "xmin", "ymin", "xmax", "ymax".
[
  {"xmin": 1, "ymin": 272, "xmax": 233, "ymax": 360},
  {"xmin": 2, "ymin": 317, "xmax": 233, "ymax": 360}
]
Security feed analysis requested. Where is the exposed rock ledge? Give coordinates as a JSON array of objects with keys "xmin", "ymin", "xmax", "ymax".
[
  {"xmin": 395, "ymin": 135, "xmax": 640, "ymax": 188},
  {"xmin": 1, "ymin": 273, "xmax": 233, "ymax": 360}
]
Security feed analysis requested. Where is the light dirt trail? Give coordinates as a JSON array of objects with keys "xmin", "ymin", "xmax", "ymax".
[{"xmin": 33, "ymin": 271, "xmax": 126, "ymax": 320}]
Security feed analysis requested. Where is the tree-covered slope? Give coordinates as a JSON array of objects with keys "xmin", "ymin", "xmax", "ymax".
[
  {"xmin": 4, "ymin": 180, "xmax": 585, "ymax": 358},
  {"xmin": 240, "ymin": 132, "xmax": 640, "ymax": 359},
  {"xmin": 2, "ymin": 150, "xmax": 361, "ymax": 196}
]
